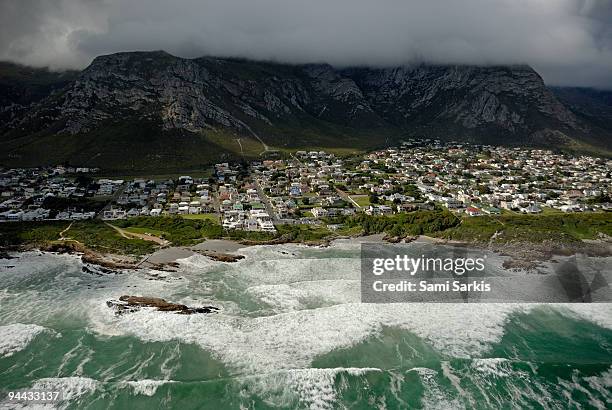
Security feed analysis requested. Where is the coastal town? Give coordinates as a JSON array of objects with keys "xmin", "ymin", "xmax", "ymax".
[{"xmin": 1, "ymin": 140, "xmax": 610, "ymax": 232}]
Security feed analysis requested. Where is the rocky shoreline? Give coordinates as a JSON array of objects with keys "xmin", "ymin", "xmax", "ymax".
[
  {"xmin": 0, "ymin": 239, "xmax": 249, "ymax": 272},
  {"xmin": 2, "ymin": 233, "xmax": 610, "ymax": 274},
  {"xmin": 426, "ymin": 235, "xmax": 612, "ymax": 271},
  {"xmin": 496, "ymin": 240, "xmax": 612, "ymax": 271}
]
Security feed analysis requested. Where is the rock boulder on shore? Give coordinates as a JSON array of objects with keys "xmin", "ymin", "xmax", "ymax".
[
  {"xmin": 107, "ymin": 295, "xmax": 219, "ymax": 315},
  {"xmin": 194, "ymin": 250, "xmax": 244, "ymax": 262}
]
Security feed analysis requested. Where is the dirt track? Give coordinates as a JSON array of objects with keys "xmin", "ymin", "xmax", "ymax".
[{"xmin": 106, "ymin": 223, "xmax": 170, "ymax": 246}]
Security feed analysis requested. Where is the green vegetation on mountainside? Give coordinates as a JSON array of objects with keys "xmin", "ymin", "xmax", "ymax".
[{"xmin": 1, "ymin": 120, "xmax": 240, "ymax": 173}]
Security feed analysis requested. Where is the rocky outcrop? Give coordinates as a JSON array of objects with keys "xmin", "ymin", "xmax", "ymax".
[
  {"xmin": 107, "ymin": 295, "xmax": 219, "ymax": 315},
  {"xmin": 194, "ymin": 250, "xmax": 245, "ymax": 262},
  {"xmin": 35, "ymin": 241, "xmax": 138, "ymax": 271},
  {"xmin": 38, "ymin": 241, "xmax": 87, "ymax": 254},
  {"xmin": 382, "ymin": 234, "xmax": 417, "ymax": 244},
  {"xmin": 81, "ymin": 252, "xmax": 137, "ymax": 270},
  {"xmin": 0, "ymin": 251, "xmax": 16, "ymax": 260}
]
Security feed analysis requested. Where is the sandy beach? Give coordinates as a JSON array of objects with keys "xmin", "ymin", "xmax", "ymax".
[
  {"xmin": 191, "ymin": 239, "xmax": 249, "ymax": 253},
  {"xmin": 139, "ymin": 239, "xmax": 250, "ymax": 267}
]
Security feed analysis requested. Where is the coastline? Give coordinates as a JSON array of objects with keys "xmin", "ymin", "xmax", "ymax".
[
  {"xmin": 141, "ymin": 239, "xmax": 250, "ymax": 267},
  {"xmin": 2, "ymin": 231, "xmax": 611, "ymax": 274}
]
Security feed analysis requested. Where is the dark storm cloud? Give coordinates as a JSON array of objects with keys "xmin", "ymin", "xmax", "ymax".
[{"xmin": 1, "ymin": 0, "xmax": 611, "ymax": 88}]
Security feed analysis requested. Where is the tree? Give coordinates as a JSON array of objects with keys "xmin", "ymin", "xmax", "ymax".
[
  {"xmin": 403, "ymin": 184, "xmax": 422, "ymax": 200},
  {"xmin": 75, "ymin": 175, "xmax": 93, "ymax": 187},
  {"xmin": 588, "ymin": 193, "xmax": 611, "ymax": 204},
  {"xmin": 477, "ymin": 185, "xmax": 491, "ymax": 195}
]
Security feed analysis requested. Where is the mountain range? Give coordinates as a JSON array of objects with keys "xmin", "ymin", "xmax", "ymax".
[{"xmin": 1, "ymin": 51, "xmax": 611, "ymax": 172}]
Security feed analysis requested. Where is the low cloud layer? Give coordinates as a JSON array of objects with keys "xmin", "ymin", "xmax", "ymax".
[{"xmin": 1, "ymin": 0, "xmax": 611, "ymax": 88}]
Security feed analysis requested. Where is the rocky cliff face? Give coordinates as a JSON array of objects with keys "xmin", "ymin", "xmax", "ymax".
[
  {"xmin": 1, "ymin": 51, "xmax": 608, "ymax": 166},
  {"xmin": 0, "ymin": 62, "xmax": 78, "ymax": 128},
  {"xmin": 345, "ymin": 65, "xmax": 579, "ymax": 133},
  {"xmin": 551, "ymin": 87, "xmax": 612, "ymax": 134}
]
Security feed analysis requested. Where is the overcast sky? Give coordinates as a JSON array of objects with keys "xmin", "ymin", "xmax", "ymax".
[{"xmin": 1, "ymin": 0, "xmax": 611, "ymax": 88}]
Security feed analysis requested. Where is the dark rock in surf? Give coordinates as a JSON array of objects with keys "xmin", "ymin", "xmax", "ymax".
[{"xmin": 106, "ymin": 295, "xmax": 219, "ymax": 315}]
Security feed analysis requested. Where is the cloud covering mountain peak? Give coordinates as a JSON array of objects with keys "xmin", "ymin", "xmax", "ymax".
[{"xmin": 1, "ymin": 0, "xmax": 611, "ymax": 88}]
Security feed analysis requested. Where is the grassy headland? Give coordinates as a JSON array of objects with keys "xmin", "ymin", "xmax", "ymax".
[
  {"xmin": 0, "ymin": 220, "xmax": 155, "ymax": 256},
  {"xmin": 1, "ymin": 212, "xmax": 610, "ymax": 260},
  {"xmin": 435, "ymin": 212, "xmax": 612, "ymax": 244}
]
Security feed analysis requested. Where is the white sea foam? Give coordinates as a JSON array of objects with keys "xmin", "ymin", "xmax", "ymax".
[
  {"xmin": 238, "ymin": 367, "xmax": 381, "ymax": 410},
  {"xmin": 232, "ymin": 256, "xmax": 360, "ymax": 287},
  {"xmin": 0, "ymin": 400, "xmax": 56, "ymax": 410},
  {"xmin": 92, "ymin": 301, "xmax": 525, "ymax": 378},
  {"xmin": 441, "ymin": 361, "xmax": 467, "ymax": 398},
  {"xmin": 245, "ymin": 280, "xmax": 358, "ymax": 312},
  {"xmin": 284, "ymin": 368, "xmax": 380, "ymax": 410},
  {"xmin": 0, "ymin": 323, "xmax": 50, "ymax": 357},
  {"xmin": 89, "ymin": 242, "xmax": 534, "ymax": 377},
  {"xmin": 563, "ymin": 304, "xmax": 612, "ymax": 330},
  {"xmin": 176, "ymin": 253, "xmax": 224, "ymax": 270},
  {"xmin": 245, "ymin": 284, "xmax": 311, "ymax": 312},
  {"xmin": 583, "ymin": 366, "xmax": 612, "ymax": 407},
  {"xmin": 410, "ymin": 367, "xmax": 463, "ymax": 409},
  {"xmin": 124, "ymin": 379, "xmax": 175, "ymax": 396},
  {"xmin": 556, "ymin": 371, "xmax": 611, "ymax": 410},
  {"xmin": 0, "ymin": 251, "xmax": 81, "ymax": 275},
  {"xmin": 31, "ymin": 377, "xmax": 99, "ymax": 401},
  {"xmin": 82, "ymin": 239, "xmax": 612, "ymax": 410},
  {"xmin": 471, "ymin": 358, "xmax": 512, "ymax": 377},
  {"xmin": 236, "ymin": 243, "xmax": 314, "ymax": 259},
  {"xmin": 6, "ymin": 243, "xmax": 609, "ymax": 409},
  {"xmin": 296, "ymin": 279, "xmax": 359, "ymax": 300}
]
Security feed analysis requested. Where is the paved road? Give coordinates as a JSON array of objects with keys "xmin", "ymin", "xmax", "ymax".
[
  {"xmin": 253, "ymin": 178, "xmax": 278, "ymax": 221},
  {"xmin": 211, "ymin": 186, "xmax": 222, "ymax": 220},
  {"xmin": 289, "ymin": 152, "xmax": 304, "ymax": 167},
  {"xmin": 96, "ymin": 182, "xmax": 127, "ymax": 219}
]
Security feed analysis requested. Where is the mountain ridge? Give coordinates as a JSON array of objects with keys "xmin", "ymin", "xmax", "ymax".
[{"xmin": 1, "ymin": 51, "xmax": 611, "ymax": 171}]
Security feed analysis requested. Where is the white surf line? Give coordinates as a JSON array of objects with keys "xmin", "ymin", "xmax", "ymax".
[
  {"xmin": 99, "ymin": 302, "xmax": 524, "ymax": 378},
  {"xmin": 0, "ymin": 323, "xmax": 50, "ymax": 358}
]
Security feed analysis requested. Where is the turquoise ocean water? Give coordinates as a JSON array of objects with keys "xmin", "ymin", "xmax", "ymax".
[{"xmin": 0, "ymin": 241, "xmax": 611, "ymax": 409}]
